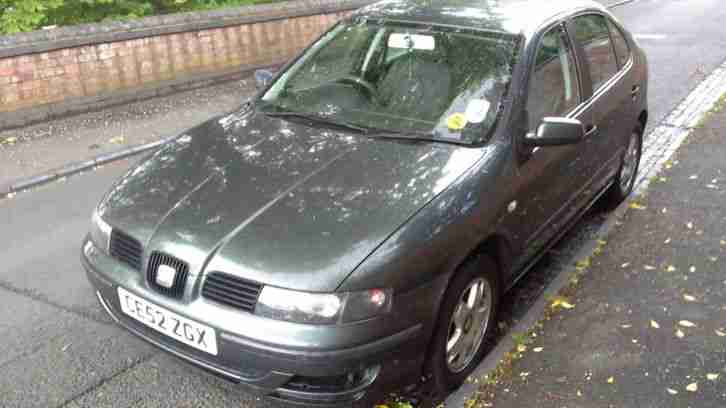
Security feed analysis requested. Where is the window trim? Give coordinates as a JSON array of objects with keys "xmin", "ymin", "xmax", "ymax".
[
  {"xmin": 524, "ymin": 22, "xmax": 584, "ymax": 131},
  {"xmin": 606, "ymin": 17, "xmax": 633, "ymax": 70},
  {"xmin": 568, "ymin": 12, "xmax": 621, "ymax": 96}
]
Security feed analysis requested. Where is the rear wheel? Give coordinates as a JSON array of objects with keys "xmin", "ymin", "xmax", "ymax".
[
  {"xmin": 602, "ymin": 124, "xmax": 642, "ymax": 209},
  {"xmin": 429, "ymin": 255, "xmax": 499, "ymax": 392}
]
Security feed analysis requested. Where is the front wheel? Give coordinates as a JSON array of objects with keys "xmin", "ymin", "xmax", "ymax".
[
  {"xmin": 429, "ymin": 255, "xmax": 499, "ymax": 392},
  {"xmin": 602, "ymin": 124, "xmax": 643, "ymax": 209}
]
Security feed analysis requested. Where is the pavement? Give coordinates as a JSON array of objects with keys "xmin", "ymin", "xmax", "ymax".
[
  {"xmin": 474, "ymin": 97, "xmax": 726, "ymax": 407},
  {"xmin": 0, "ymin": 78, "xmax": 254, "ymax": 188},
  {"xmin": 1, "ymin": 0, "xmax": 726, "ymax": 407}
]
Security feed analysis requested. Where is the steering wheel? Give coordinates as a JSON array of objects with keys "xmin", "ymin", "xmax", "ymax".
[{"xmin": 333, "ymin": 75, "xmax": 381, "ymax": 104}]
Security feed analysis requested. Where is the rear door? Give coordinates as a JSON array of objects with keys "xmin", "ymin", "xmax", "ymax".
[{"xmin": 568, "ymin": 13, "xmax": 637, "ymax": 195}]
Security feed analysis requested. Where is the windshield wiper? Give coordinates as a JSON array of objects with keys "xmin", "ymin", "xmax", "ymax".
[{"xmin": 262, "ymin": 110, "xmax": 368, "ymax": 134}]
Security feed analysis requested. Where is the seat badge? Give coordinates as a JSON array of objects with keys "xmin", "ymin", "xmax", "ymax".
[{"xmin": 156, "ymin": 264, "xmax": 177, "ymax": 288}]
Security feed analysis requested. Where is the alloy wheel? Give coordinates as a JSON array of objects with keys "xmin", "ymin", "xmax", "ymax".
[{"xmin": 445, "ymin": 277, "xmax": 493, "ymax": 373}]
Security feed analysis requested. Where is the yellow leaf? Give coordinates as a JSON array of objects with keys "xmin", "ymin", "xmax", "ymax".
[
  {"xmin": 666, "ymin": 388, "xmax": 678, "ymax": 395},
  {"xmin": 629, "ymin": 202, "xmax": 647, "ymax": 210},
  {"xmin": 650, "ymin": 320, "xmax": 660, "ymax": 329},
  {"xmin": 664, "ymin": 238, "xmax": 672, "ymax": 244},
  {"xmin": 686, "ymin": 222, "xmax": 694, "ymax": 229},
  {"xmin": 577, "ymin": 389, "xmax": 583, "ymax": 397},
  {"xmin": 533, "ymin": 346, "xmax": 543, "ymax": 353},
  {"xmin": 551, "ymin": 296, "xmax": 575, "ymax": 310},
  {"xmin": 707, "ymin": 373, "xmax": 719, "ymax": 381},
  {"xmin": 108, "ymin": 135, "xmax": 126, "ymax": 144},
  {"xmin": 679, "ymin": 320, "xmax": 696, "ymax": 328},
  {"xmin": 659, "ymin": 177, "xmax": 668, "ymax": 182},
  {"xmin": 676, "ymin": 329, "xmax": 685, "ymax": 338},
  {"xmin": 689, "ymin": 266, "xmax": 696, "ymax": 273},
  {"xmin": 644, "ymin": 265, "xmax": 656, "ymax": 270},
  {"xmin": 720, "ymin": 240, "xmax": 726, "ymax": 246},
  {"xmin": 686, "ymin": 382, "xmax": 698, "ymax": 392},
  {"xmin": 517, "ymin": 344, "xmax": 527, "ymax": 353},
  {"xmin": 715, "ymin": 329, "xmax": 726, "ymax": 337},
  {"xmin": 683, "ymin": 294, "xmax": 696, "ymax": 302},
  {"xmin": 4, "ymin": 136, "xmax": 17, "ymax": 144},
  {"xmin": 375, "ymin": 405, "xmax": 389, "ymax": 408},
  {"xmin": 607, "ymin": 376, "xmax": 615, "ymax": 384},
  {"xmin": 666, "ymin": 265, "xmax": 677, "ymax": 272}
]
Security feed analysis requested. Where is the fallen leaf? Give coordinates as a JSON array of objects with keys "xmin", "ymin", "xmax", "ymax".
[
  {"xmin": 707, "ymin": 373, "xmax": 719, "ymax": 381},
  {"xmin": 666, "ymin": 265, "xmax": 677, "ymax": 272},
  {"xmin": 644, "ymin": 265, "xmax": 656, "ymax": 270},
  {"xmin": 686, "ymin": 382, "xmax": 698, "ymax": 392},
  {"xmin": 720, "ymin": 240, "xmax": 726, "ymax": 246},
  {"xmin": 577, "ymin": 389, "xmax": 583, "ymax": 397},
  {"xmin": 715, "ymin": 329, "xmax": 726, "ymax": 337},
  {"xmin": 650, "ymin": 320, "xmax": 660, "ymax": 329},
  {"xmin": 520, "ymin": 371, "xmax": 530, "ymax": 378},
  {"xmin": 551, "ymin": 296, "xmax": 575, "ymax": 310},
  {"xmin": 108, "ymin": 135, "xmax": 126, "ymax": 144},
  {"xmin": 607, "ymin": 376, "xmax": 615, "ymax": 384},
  {"xmin": 676, "ymin": 329, "xmax": 685, "ymax": 338},
  {"xmin": 629, "ymin": 202, "xmax": 647, "ymax": 210},
  {"xmin": 621, "ymin": 262, "xmax": 631, "ymax": 268},
  {"xmin": 689, "ymin": 175, "xmax": 699, "ymax": 180},
  {"xmin": 709, "ymin": 256, "xmax": 718, "ymax": 262},
  {"xmin": 687, "ymin": 222, "xmax": 694, "ymax": 229},
  {"xmin": 706, "ymin": 184, "xmax": 719, "ymax": 189},
  {"xmin": 533, "ymin": 347, "xmax": 543, "ymax": 353},
  {"xmin": 664, "ymin": 238, "xmax": 672, "ymax": 244},
  {"xmin": 683, "ymin": 294, "xmax": 696, "ymax": 302},
  {"xmin": 666, "ymin": 388, "xmax": 678, "ymax": 395},
  {"xmin": 4, "ymin": 136, "xmax": 17, "ymax": 144},
  {"xmin": 689, "ymin": 266, "xmax": 696, "ymax": 273},
  {"xmin": 659, "ymin": 177, "xmax": 668, "ymax": 182},
  {"xmin": 679, "ymin": 320, "xmax": 696, "ymax": 328},
  {"xmin": 621, "ymin": 324, "xmax": 632, "ymax": 329},
  {"xmin": 517, "ymin": 344, "xmax": 527, "ymax": 353},
  {"xmin": 661, "ymin": 208, "xmax": 668, "ymax": 213}
]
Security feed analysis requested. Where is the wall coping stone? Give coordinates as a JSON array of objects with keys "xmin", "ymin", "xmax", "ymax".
[{"xmin": 0, "ymin": 0, "xmax": 373, "ymax": 59}]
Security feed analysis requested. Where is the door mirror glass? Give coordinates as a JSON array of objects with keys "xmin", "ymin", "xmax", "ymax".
[
  {"xmin": 254, "ymin": 69, "xmax": 274, "ymax": 90},
  {"xmin": 524, "ymin": 117, "xmax": 584, "ymax": 146}
]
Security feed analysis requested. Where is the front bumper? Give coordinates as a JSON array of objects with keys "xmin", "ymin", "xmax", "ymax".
[{"xmin": 81, "ymin": 239, "xmax": 428, "ymax": 406}]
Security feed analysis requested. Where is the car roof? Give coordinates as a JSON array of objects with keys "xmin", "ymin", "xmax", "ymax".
[{"xmin": 354, "ymin": 0, "xmax": 607, "ymax": 36}]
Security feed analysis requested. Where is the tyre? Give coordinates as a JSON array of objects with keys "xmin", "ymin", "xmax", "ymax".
[
  {"xmin": 429, "ymin": 254, "xmax": 499, "ymax": 392},
  {"xmin": 602, "ymin": 124, "xmax": 643, "ymax": 209}
]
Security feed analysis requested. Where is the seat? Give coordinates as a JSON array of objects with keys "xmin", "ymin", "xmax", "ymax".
[{"xmin": 377, "ymin": 52, "xmax": 452, "ymax": 122}]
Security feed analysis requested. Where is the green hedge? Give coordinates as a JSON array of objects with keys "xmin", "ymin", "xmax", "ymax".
[{"xmin": 0, "ymin": 0, "xmax": 279, "ymax": 35}]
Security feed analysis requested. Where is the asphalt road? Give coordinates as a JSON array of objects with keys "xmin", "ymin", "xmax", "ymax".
[{"xmin": 1, "ymin": 0, "xmax": 725, "ymax": 407}]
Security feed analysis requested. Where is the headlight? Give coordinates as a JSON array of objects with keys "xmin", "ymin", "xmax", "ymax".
[
  {"xmin": 255, "ymin": 286, "xmax": 392, "ymax": 325},
  {"xmin": 90, "ymin": 210, "xmax": 112, "ymax": 253}
]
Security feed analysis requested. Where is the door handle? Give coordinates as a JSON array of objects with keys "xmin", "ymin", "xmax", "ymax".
[
  {"xmin": 585, "ymin": 124, "xmax": 599, "ymax": 137},
  {"xmin": 631, "ymin": 85, "xmax": 641, "ymax": 99}
]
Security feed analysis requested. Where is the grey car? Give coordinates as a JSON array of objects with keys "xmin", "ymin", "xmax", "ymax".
[{"xmin": 82, "ymin": 0, "xmax": 648, "ymax": 405}]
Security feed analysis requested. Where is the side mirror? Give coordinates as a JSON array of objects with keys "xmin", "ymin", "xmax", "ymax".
[
  {"xmin": 523, "ymin": 117, "xmax": 585, "ymax": 147},
  {"xmin": 254, "ymin": 69, "xmax": 274, "ymax": 90}
]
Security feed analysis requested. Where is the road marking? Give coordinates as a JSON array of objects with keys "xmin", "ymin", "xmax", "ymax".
[{"xmin": 634, "ymin": 33, "xmax": 668, "ymax": 40}]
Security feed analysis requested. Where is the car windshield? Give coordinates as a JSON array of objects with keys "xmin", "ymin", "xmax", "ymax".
[{"xmin": 259, "ymin": 20, "xmax": 519, "ymax": 144}]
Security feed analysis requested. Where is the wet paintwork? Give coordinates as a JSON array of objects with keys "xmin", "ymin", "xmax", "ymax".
[{"xmin": 99, "ymin": 107, "xmax": 485, "ymax": 291}]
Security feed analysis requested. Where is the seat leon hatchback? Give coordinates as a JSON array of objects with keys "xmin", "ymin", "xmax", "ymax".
[{"xmin": 82, "ymin": 0, "xmax": 648, "ymax": 405}]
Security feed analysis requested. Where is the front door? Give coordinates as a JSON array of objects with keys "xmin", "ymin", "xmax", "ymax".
[{"xmin": 505, "ymin": 23, "xmax": 593, "ymax": 275}]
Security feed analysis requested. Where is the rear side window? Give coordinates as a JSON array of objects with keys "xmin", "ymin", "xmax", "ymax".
[
  {"xmin": 527, "ymin": 25, "xmax": 580, "ymax": 131},
  {"xmin": 572, "ymin": 14, "xmax": 618, "ymax": 92},
  {"xmin": 608, "ymin": 20, "xmax": 631, "ymax": 68}
]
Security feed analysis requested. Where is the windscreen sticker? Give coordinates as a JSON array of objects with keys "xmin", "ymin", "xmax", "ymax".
[
  {"xmin": 388, "ymin": 33, "xmax": 436, "ymax": 50},
  {"xmin": 464, "ymin": 98, "xmax": 491, "ymax": 124},
  {"xmin": 447, "ymin": 113, "xmax": 468, "ymax": 131}
]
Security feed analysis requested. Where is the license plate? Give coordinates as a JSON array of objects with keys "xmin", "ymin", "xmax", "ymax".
[{"xmin": 117, "ymin": 286, "xmax": 218, "ymax": 355}]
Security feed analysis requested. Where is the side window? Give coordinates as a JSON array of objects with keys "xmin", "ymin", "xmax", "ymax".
[
  {"xmin": 572, "ymin": 14, "xmax": 618, "ymax": 92},
  {"xmin": 527, "ymin": 25, "xmax": 580, "ymax": 132},
  {"xmin": 608, "ymin": 20, "xmax": 631, "ymax": 68}
]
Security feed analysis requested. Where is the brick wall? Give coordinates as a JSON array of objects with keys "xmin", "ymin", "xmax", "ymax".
[{"xmin": 0, "ymin": 0, "xmax": 371, "ymax": 128}]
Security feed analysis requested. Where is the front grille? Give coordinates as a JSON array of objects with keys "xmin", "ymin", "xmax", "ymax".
[
  {"xmin": 202, "ymin": 272, "xmax": 263, "ymax": 312},
  {"xmin": 147, "ymin": 252, "xmax": 189, "ymax": 298},
  {"xmin": 109, "ymin": 229, "xmax": 143, "ymax": 270}
]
